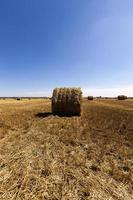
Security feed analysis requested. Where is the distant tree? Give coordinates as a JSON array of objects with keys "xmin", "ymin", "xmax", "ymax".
[{"xmin": 97, "ymin": 96, "xmax": 102, "ymax": 99}]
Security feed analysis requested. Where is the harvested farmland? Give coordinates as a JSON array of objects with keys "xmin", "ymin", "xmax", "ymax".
[{"xmin": 0, "ymin": 99, "xmax": 133, "ymax": 200}]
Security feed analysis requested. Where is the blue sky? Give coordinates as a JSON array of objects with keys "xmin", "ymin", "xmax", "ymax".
[{"xmin": 0, "ymin": 0, "xmax": 133, "ymax": 97}]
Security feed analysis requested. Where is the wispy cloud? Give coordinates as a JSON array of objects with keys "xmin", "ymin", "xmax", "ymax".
[
  {"xmin": 19, "ymin": 90, "xmax": 52, "ymax": 97},
  {"xmin": 1, "ymin": 86, "xmax": 132, "ymax": 97},
  {"xmin": 83, "ymin": 86, "xmax": 133, "ymax": 97}
]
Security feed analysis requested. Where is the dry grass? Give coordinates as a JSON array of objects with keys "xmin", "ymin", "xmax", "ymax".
[{"xmin": 0, "ymin": 99, "xmax": 133, "ymax": 200}]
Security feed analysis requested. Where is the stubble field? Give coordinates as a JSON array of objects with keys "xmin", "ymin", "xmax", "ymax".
[{"xmin": 0, "ymin": 99, "xmax": 133, "ymax": 200}]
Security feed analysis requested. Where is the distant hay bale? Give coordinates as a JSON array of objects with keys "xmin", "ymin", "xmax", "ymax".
[
  {"xmin": 52, "ymin": 88, "xmax": 82, "ymax": 116},
  {"xmin": 118, "ymin": 95, "xmax": 127, "ymax": 100},
  {"xmin": 88, "ymin": 96, "xmax": 93, "ymax": 100},
  {"xmin": 17, "ymin": 98, "xmax": 21, "ymax": 101}
]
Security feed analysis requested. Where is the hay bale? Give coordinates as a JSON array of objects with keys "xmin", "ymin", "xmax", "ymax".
[
  {"xmin": 88, "ymin": 96, "xmax": 93, "ymax": 100},
  {"xmin": 52, "ymin": 88, "xmax": 82, "ymax": 116},
  {"xmin": 118, "ymin": 95, "xmax": 127, "ymax": 100},
  {"xmin": 17, "ymin": 98, "xmax": 21, "ymax": 101}
]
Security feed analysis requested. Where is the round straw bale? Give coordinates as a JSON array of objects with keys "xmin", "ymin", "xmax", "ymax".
[
  {"xmin": 17, "ymin": 97, "xmax": 22, "ymax": 101},
  {"xmin": 52, "ymin": 87, "xmax": 82, "ymax": 116},
  {"xmin": 88, "ymin": 96, "xmax": 93, "ymax": 100},
  {"xmin": 118, "ymin": 95, "xmax": 127, "ymax": 100}
]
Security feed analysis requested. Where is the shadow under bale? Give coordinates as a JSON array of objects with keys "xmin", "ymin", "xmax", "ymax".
[
  {"xmin": 35, "ymin": 112, "xmax": 80, "ymax": 118},
  {"xmin": 35, "ymin": 112, "xmax": 53, "ymax": 118}
]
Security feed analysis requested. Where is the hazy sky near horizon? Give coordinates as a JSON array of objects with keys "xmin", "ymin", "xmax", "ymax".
[{"xmin": 0, "ymin": 0, "xmax": 133, "ymax": 97}]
